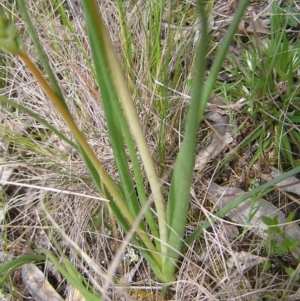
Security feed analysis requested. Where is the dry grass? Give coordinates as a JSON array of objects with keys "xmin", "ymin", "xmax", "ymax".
[{"xmin": 1, "ymin": 0, "xmax": 300, "ymax": 300}]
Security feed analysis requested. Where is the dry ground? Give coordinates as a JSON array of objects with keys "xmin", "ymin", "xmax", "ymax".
[{"xmin": 1, "ymin": 0, "xmax": 300, "ymax": 300}]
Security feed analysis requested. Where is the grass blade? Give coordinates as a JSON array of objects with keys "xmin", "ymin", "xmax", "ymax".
[
  {"xmin": 184, "ymin": 166, "xmax": 300, "ymax": 249},
  {"xmin": 17, "ymin": 0, "xmax": 65, "ymax": 105},
  {"xmin": 43, "ymin": 250, "xmax": 101, "ymax": 301},
  {"xmin": 199, "ymin": 0, "xmax": 250, "ymax": 121},
  {"xmin": 0, "ymin": 96, "xmax": 77, "ymax": 149},
  {"xmin": 0, "ymin": 255, "xmax": 45, "ymax": 285},
  {"xmin": 164, "ymin": 2, "xmax": 208, "ymax": 279},
  {"xmin": 82, "ymin": 1, "xmax": 165, "ymax": 260},
  {"xmin": 163, "ymin": 0, "xmax": 250, "ymax": 280}
]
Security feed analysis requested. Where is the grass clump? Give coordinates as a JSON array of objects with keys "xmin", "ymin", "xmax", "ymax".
[
  {"xmin": 216, "ymin": 1, "xmax": 300, "ymax": 176},
  {"xmin": 0, "ymin": 0, "xmax": 300, "ymax": 300}
]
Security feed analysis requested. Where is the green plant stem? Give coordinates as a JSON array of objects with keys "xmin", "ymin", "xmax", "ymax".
[
  {"xmin": 18, "ymin": 52, "xmax": 161, "ymax": 264},
  {"xmin": 82, "ymin": 0, "xmax": 168, "ymax": 259},
  {"xmin": 163, "ymin": 1, "xmax": 209, "ymax": 280}
]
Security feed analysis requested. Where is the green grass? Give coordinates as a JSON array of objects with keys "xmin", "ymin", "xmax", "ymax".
[
  {"xmin": 216, "ymin": 1, "xmax": 300, "ymax": 175},
  {"xmin": 115, "ymin": 0, "xmax": 201, "ymax": 173},
  {"xmin": 0, "ymin": 0, "xmax": 300, "ymax": 300}
]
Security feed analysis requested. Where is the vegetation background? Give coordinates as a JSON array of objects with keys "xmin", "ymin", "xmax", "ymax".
[{"xmin": 0, "ymin": 0, "xmax": 300, "ymax": 300}]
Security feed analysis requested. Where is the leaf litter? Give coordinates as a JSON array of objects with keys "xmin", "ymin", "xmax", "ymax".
[{"xmin": 1, "ymin": 0, "xmax": 300, "ymax": 300}]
